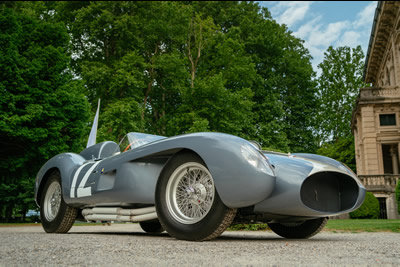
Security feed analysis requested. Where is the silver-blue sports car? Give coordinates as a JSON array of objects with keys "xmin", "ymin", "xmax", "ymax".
[{"xmin": 35, "ymin": 132, "xmax": 365, "ymax": 241}]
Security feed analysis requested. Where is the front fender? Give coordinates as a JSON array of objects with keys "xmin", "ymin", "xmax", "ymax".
[
  {"xmin": 35, "ymin": 153, "xmax": 85, "ymax": 206},
  {"xmin": 161, "ymin": 133, "xmax": 276, "ymax": 208}
]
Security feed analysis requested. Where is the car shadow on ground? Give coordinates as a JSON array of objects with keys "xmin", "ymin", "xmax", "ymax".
[
  {"xmin": 70, "ymin": 231, "xmax": 169, "ymax": 238},
  {"xmin": 216, "ymin": 234, "xmax": 339, "ymax": 243},
  {"xmin": 68, "ymin": 230, "xmax": 340, "ymax": 243}
]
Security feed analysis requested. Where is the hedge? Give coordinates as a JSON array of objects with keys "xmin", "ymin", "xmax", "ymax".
[{"xmin": 350, "ymin": 192, "xmax": 380, "ymax": 219}]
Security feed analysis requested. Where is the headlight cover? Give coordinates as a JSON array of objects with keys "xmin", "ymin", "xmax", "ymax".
[{"xmin": 241, "ymin": 144, "xmax": 274, "ymax": 176}]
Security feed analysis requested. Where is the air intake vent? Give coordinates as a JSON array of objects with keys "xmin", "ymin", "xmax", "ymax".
[{"xmin": 301, "ymin": 172, "xmax": 359, "ymax": 212}]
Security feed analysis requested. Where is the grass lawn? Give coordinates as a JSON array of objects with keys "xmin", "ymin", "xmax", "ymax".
[
  {"xmin": 0, "ymin": 223, "xmax": 42, "ymax": 227},
  {"xmin": 325, "ymin": 219, "xmax": 400, "ymax": 233}
]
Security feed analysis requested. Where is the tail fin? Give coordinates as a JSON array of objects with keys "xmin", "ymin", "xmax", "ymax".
[{"xmin": 86, "ymin": 99, "xmax": 100, "ymax": 148}]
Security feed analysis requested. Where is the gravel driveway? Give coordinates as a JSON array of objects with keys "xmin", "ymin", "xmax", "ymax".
[{"xmin": 1, "ymin": 224, "xmax": 399, "ymax": 266}]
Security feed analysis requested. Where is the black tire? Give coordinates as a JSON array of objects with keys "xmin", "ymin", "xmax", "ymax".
[
  {"xmin": 155, "ymin": 152, "xmax": 236, "ymax": 241},
  {"xmin": 40, "ymin": 172, "xmax": 78, "ymax": 233},
  {"xmin": 267, "ymin": 217, "xmax": 328, "ymax": 239},
  {"xmin": 139, "ymin": 219, "xmax": 164, "ymax": 233}
]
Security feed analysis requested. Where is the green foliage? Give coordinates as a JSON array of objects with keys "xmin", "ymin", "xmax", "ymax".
[
  {"xmin": 0, "ymin": 2, "xmax": 90, "ymax": 222},
  {"xmin": 56, "ymin": 1, "xmax": 318, "ymax": 152},
  {"xmin": 228, "ymin": 224, "xmax": 269, "ymax": 231},
  {"xmin": 317, "ymin": 46, "xmax": 366, "ymax": 143},
  {"xmin": 317, "ymin": 136, "xmax": 356, "ymax": 172},
  {"xmin": 350, "ymin": 192, "xmax": 380, "ymax": 219},
  {"xmin": 97, "ymin": 98, "xmax": 143, "ymax": 142},
  {"xmin": 315, "ymin": 45, "xmax": 366, "ymax": 171}
]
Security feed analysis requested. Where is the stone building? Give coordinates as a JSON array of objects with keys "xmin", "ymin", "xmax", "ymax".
[{"xmin": 352, "ymin": 1, "xmax": 400, "ymax": 219}]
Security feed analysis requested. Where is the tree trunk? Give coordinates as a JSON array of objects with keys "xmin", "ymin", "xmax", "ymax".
[{"xmin": 5, "ymin": 205, "xmax": 13, "ymax": 223}]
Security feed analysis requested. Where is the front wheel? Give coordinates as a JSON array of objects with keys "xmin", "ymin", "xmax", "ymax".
[
  {"xmin": 40, "ymin": 172, "xmax": 78, "ymax": 233},
  {"xmin": 267, "ymin": 217, "xmax": 328, "ymax": 239},
  {"xmin": 155, "ymin": 152, "xmax": 236, "ymax": 241}
]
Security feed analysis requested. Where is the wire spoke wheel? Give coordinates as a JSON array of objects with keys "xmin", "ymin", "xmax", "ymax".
[
  {"xmin": 166, "ymin": 162, "xmax": 215, "ymax": 224},
  {"xmin": 40, "ymin": 172, "xmax": 77, "ymax": 233},
  {"xmin": 156, "ymin": 152, "xmax": 236, "ymax": 241},
  {"xmin": 43, "ymin": 181, "xmax": 62, "ymax": 222}
]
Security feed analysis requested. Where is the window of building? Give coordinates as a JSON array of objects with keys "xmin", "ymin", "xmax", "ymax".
[
  {"xmin": 382, "ymin": 144, "xmax": 399, "ymax": 175},
  {"xmin": 379, "ymin": 114, "xmax": 396, "ymax": 126}
]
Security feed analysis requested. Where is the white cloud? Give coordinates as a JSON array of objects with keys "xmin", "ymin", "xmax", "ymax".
[
  {"xmin": 336, "ymin": 31, "xmax": 362, "ymax": 48},
  {"xmin": 260, "ymin": 1, "xmax": 377, "ymax": 74},
  {"xmin": 353, "ymin": 2, "xmax": 377, "ymax": 28},
  {"xmin": 269, "ymin": 1, "xmax": 315, "ymax": 28},
  {"xmin": 298, "ymin": 20, "xmax": 350, "ymax": 74},
  {"xmin": 308, "ymin": 21, "xmax": 350, "ymax": 48},
  {"xmin": 294, "ymin": 16, "xmax": 322, "ymax": 40}
]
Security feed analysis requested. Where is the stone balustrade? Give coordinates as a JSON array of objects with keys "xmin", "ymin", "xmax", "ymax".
[{"xmin": 358, "ymin": 175, "xmax": 399, "ymax": 192}]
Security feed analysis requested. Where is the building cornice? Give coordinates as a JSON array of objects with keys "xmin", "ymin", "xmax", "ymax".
[{"xmin": 364, "ymin": 1, "xmax": 400, "ymax": 84}]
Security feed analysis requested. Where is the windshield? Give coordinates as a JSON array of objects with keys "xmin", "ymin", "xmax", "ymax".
[{"xmin": 117, "ymin": 132, "xmax": 166, "ymax": 153}]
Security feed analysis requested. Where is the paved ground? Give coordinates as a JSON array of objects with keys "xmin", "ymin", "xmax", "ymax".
[{"xmin": 0, "ymin": 224, "xmax": 399, "ymax": 266}]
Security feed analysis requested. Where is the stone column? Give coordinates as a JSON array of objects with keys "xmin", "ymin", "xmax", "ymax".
[
  {"xmin": 361, "ymin": 106, "xmax": 379, "ymax": 174},
  {"xmin": 387, "ymin": 193, "xmax": 400, "ymax": 219},
  {"xmin": 392, "ymin": 36, "xmax": 399, "ymax": 86}
]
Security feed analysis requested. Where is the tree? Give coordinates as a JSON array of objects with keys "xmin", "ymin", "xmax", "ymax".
[
  {"xmin": 317, "ymin": 135, "xmax": 356, "ymax": 172},
  {"xmin": 56, "ymin": 1, "xmax": 317, "ymax": 151},
  {"xmin": 56, "ymin": 1, "xmax": 256, "ymax": 140},
  {"xmin": 316, "ymin": 46, "xmax": 366, "ymax": 169},
  {"xmin": 97, "ymin": 98, "xmax": 143, "ymax": 142},
  {"xmin": 0, "ymin": 2, "xmax": 90, "ymax": 222},
  {"xmin": 276, "ymin": 31, "xmax": 318, "ymax": 153},
  {"xmin": 317, "ymin": 46, "xmax": 366, "ymax": 143},
  {"xmin": 179, "ymin": 1, "xmax": 318, "ymax": 151},
  {"xmin": 56, "ymin": 1, "xmax": 191, "ymax": 137}
]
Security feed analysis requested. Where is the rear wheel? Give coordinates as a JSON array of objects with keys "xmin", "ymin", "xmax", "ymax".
[
  {"xmin": 139, "ymin": 220, "xmax": 164, "ymax": 233},
  {"xmin": 40, "ymin": 172, "xmax": 77, "ymax": 233},
  {"xmin": 155, "ymin": 152, "xmax": 236, "ymax": 241},
  {"xmin": 267, "ymin": 217, "xmax": 328, "ymax": 239}
]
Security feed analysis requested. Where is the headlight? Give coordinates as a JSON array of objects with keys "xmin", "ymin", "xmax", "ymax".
[{"xmin": 241, "ymin": 144, "xmax": 274, "ymax": 176}]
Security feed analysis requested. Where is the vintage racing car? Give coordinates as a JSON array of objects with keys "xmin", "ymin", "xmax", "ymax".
[{"xmin": 35, "ymin": 132, "xmax": 365, "ymax": 241}]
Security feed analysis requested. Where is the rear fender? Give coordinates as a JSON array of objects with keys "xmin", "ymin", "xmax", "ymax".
[{"xmin": 35, "ymin": 153, "xmax": 85, "ymax": 206}]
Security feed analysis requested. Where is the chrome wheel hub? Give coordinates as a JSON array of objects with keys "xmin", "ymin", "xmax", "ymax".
[{"xmin": 166, "ymin": 162, "xmax": 215, "ymax": 224}]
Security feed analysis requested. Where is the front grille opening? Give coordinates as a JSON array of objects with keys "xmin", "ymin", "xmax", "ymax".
[{"xmin": 300, "ymin": 172, "xmax": 359, "ymax": 212}]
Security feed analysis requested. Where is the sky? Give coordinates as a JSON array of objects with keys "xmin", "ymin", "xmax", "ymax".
[{"xmin": 259, "ymin": 1, "xmax": 377, "ymax": 74}]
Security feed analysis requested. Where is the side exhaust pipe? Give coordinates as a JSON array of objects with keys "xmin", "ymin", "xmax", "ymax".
[{"xmin": 82, "ymin": 206, "xmax": 157, "ymax": 222}]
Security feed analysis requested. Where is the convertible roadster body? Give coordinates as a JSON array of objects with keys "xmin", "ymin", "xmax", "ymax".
[{"xmin": 35, "ymin": 132, "xmax": 365, "ymax": 241}]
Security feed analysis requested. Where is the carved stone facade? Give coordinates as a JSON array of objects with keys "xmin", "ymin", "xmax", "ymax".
[
  {"xmin": 352, "ymin": 1, "xmax": 400, "ymax": 219},
  {"xmin": 364, "ymin": 1, "xmax": 400, "ymax": 87}
]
